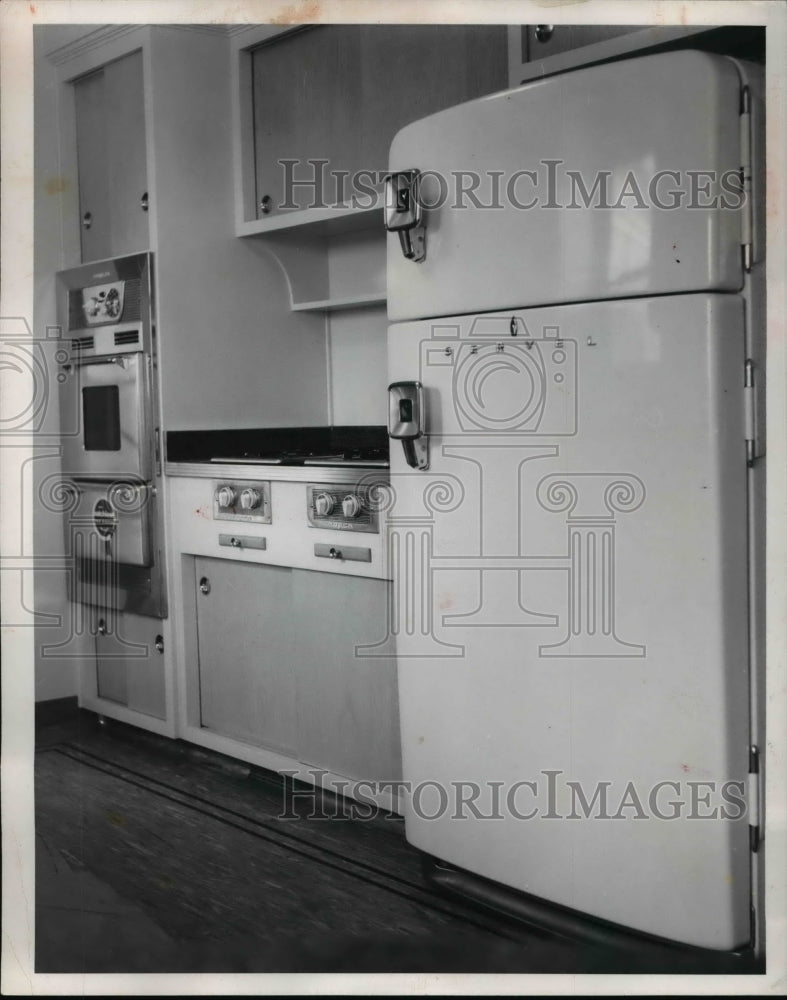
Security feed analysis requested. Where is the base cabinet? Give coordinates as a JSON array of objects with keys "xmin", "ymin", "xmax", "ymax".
[
  {"xmin": 95, "ymin": 610, "xmax": 166, "ymax": 719},
  {"xmin": 194, "ymin": 557, "xmax": 297, "ymax": 755},
  {"xmin": 292, "ymin": 571, "xmax": 400, "ymax": 783},
  {"xmin": 192, "ymin": 555, "xmax": 401, "ymax": 784}
]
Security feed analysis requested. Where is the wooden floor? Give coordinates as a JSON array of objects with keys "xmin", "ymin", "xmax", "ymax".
[{"xmin": 35, "ymin": 709, "xmax": 759, "ymax": 974}]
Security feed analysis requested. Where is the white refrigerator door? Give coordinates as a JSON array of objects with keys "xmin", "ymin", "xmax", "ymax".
[
  {"xmin": 388, "ymin": 50, "xmax": 745, "ymax": 322},
  {"xmin": 385, "ymin": 293, "xmax": 751, "ymax": 950}
]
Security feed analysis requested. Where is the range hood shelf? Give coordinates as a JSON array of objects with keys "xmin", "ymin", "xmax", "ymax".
[
  {"xmin": 237, "ymin": 202, "xmax": 386, "ymax": 314},
  {"xmin": 292, "ymin": 292, "xmax": 386, "ymax": 313},
  {"xmin": 236, "ymin": 201, "xmax": 383, "ymax": 239}
]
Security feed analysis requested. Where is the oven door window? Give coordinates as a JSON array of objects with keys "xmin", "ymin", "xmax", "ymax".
[{"xmin": 82, "ymin": 385, "xmax": 121, "ymax": 451}]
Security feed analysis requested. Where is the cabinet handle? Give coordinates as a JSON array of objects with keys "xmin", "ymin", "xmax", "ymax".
[
  {"xmin": 97, "ymin": 617, "xmax": 107, "ymax": 635},
  {"xmin": 534, "ymin": 24, "xmax": 554, "ymax": 42},
  {"xmin": 155, "ymin": 634, "xmax": 164, "ymax": 653},
  {"xmin": 259, "ymin": 194, "xmax": 272, "ymax": 215},
  {"xmin": 199, "ymin": 576, "xmax": 211, "ymax": 595},
  {"xmin": 82, "ymin": 211, "xmax": 93, "ymax": 229},
  {"xmin": 140, "ymin": 191, "xmax": 149, "ymax": 212}
]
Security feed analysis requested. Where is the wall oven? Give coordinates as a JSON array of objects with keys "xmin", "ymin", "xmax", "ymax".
[
  {"xmin": 60, "ymin": 349, "xmax": 153, "ymax": 481},
  {"xmin": 56, "ymin": 252, "xmax": 166, "ymax": 619}
]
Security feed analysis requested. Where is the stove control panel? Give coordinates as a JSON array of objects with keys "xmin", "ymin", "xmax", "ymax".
[
  {"xmin": 307, "ymin": 484, "xmax": 378, "ymax": 533},
  {"xmin": 213, "ymin": 480, "xmax": 272, "ymax": 523}
]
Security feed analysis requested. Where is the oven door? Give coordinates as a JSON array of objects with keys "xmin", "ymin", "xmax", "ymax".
[
  {"xmin": 68, "ymin": 480, "xmax": 153, "ymax": 568},
  {"xmin": 60, "ymin": 352, "xmax": 152, "ymax": 481}
]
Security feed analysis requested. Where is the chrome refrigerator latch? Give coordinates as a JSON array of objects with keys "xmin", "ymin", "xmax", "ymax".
[
  {"xmin": 384, "ymin": 170, "xmax": 426, "ymax": 263},
  {"xmin": 388, "ymin": 381, "xmax": 429, "ymax": 469}
]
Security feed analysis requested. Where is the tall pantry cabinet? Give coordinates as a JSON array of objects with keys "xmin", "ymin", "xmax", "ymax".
[{"xmin": 39, "ymin": 25, "xmax": 328, "ymax": 734}]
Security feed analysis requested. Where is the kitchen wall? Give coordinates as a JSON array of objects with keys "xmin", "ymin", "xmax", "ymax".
[
  {"xmin": 145, "ymin": 26, "xmax": 330, "ymax": 433},
  {"xmin": 328, "ymin": 305, "xmax": 387, "ymax": 424},
  {"xmin": 325, "ymin": 229, "xmax": 387, "ymax": 424}
]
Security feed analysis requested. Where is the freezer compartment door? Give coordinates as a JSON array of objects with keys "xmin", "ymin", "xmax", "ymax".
[
  {"xmin": 388, "ymin": 50, "xmax": 747, "ymax": 321},
  {"xmin": 385, "ymin": 293, "xmax": 752, "ymax": 950}
]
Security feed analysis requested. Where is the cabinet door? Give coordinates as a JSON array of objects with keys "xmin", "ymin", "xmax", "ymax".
[
  {"xmin": 251, "ymin": 25, "xmax": 508, "ymax": 216},
  {"xmin": 292, "ymin": 570, "xmax": 401, "ymax": 783},
  {"xmin": 95, "ymin": 611, "xmax": 166, "ymax": 719},
  {"xmin": 73, "ymin": 49, "xmax": 149, "ymax": 262},
  {"xmin": 356, "ymin": 25, "xmax": 508, "ymax": 177},
  {"xmin": 74, "ymin": 68, "xmax": 112, "ymax": 261},
  {"xmin": 195, "ymin": 557, "xmax": 296, "ymax": 755},
  {"xmin": 104, "ymin": 49, "xmax": 149, "ymax": 256}
]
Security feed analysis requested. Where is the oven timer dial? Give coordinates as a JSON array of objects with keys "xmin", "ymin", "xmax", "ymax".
[
  {"xmin": 342, "ymin": 494, "xmax": 362, "ymax": 518},
  {"xmin": 216, "ymin": 485, "xmax": 237, "ymax": 508},
  {"xmin": 240, "ymin": 488, "xmax": 262, "ymax": 511},
  {"xmin": 314, "ymin": 492, "xmax": 335, "ymax": 517}
]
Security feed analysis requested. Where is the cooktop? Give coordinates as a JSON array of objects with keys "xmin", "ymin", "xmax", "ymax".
[{"xmin": 167, "ymin": 425, "xmax": 389, "ymax": 468}]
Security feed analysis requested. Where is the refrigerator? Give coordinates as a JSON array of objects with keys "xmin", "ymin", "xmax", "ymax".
[{"xmin": 380, "ymin": 49, "xmax": 765, "ymax": 952}]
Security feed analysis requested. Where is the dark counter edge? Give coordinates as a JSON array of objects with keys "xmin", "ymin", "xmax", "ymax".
[{"xmin": 166, "ymin": 426, "xmax": 388, "ymax": 464}]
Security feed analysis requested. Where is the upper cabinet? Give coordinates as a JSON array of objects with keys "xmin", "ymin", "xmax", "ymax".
[
  {"xmin": 73, "ymin": 49, "xmax": 149, "ymax": 262},
  {"xmin": 247, "ymin": 25, "xmax": 509, "ymax": 220}
]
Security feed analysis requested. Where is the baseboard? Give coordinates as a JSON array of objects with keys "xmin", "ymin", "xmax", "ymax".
[{"xmin": 35, "ymin": 696, "xmax": 80, "ymax": 729}]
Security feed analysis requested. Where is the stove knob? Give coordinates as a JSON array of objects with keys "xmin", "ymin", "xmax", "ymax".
[
  {"xmin": 342, "ymin": 494, "xmax": 362, "ymax": 518},
  {"xmin": 314, "ymin": 492, "xmax": 334, "ymax": 517},
  {"xmin": 216, "ymin": 485, "xmax": 237, "ymax": 508},
  {"xmin": 240, "ymin": 488, "xmax": 261, "ymax": 511}
]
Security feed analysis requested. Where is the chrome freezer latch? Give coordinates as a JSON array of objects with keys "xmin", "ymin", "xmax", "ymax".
[{"xmin": 384, "ymin": 170, "xmax": 426, "ymax": 263}]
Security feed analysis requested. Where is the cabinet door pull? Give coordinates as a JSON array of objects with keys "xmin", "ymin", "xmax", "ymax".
[
  {"xmin": 199, "ymin": 576, "xmax": 211, "ymax": 595},
  {"xmin": 154, "ymin": 634, "xmax": 164, "ymax": 653},
  {"xmin": 82, "ymin": 211, "xmax": 93, "ymax": 229},
  {"xmin": 140, "ymin": 191, "xmax": 149, "ymax": 212}
]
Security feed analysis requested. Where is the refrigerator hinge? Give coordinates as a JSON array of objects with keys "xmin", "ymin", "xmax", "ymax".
[
  {"xmin": 740, "ymin": 85, "xmax": 753, "ymax": 273},
  {"xmin": 748, "ymin": 744, "xmax": 760, "ymax": 853},
  {"xmin": 744, "ymin": 358, "xmax": 757, "ymax": 467}
]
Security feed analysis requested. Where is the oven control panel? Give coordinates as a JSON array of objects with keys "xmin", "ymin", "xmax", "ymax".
[
  {"xmin": 213, "ymin": 480, "xmax": 272, "ymax": 523},
  {"xmin": 307, "ymin": 484, "xmax": 378, "ymax": 533}
]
